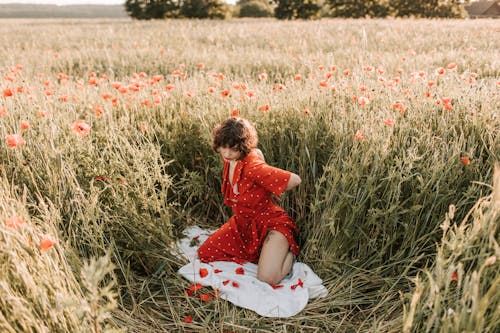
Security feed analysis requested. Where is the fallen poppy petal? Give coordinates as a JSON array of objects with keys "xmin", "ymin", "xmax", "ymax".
[
  {"xmin": 188, "ymin": 283, "xmax": 203, "ymax": 293},
  {"xmin": 460, "ymin": 157, "xmax": 471, "ymax": 166},
  {"xmin": 199, "ymin": 268, "xmax": 209, "ymax": 278},
  {"xmin": 235, "ymin": 267, "xmax": 244, "ymax": 275},
  {"xmin": 198, "ymin": 293, "xmax": 213, "ymax": 302}
]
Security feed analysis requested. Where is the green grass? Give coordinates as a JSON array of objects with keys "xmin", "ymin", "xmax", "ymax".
[{"xmin": 0, "ymin": 18, "xmax": 498, "ymax": 332}]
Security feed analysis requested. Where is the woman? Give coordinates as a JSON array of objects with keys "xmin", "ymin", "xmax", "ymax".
[{"xmin": 197, "ymin": 117, "xmax": 301, "ymax": 286}]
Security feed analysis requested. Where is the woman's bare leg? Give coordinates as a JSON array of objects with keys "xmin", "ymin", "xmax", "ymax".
[{"xmin": 257, "ymin": 230, "xmax": 295, "ymax": 285}]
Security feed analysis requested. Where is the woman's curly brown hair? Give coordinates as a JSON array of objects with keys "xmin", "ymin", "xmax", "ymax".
[{"xmin": 212, "ymin": 117, "xmax": 258, "ymax": 159}]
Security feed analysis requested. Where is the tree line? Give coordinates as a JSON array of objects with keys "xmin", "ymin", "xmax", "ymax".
[{"xmin": 125, "ymin": 0, "xmax": 470, "ymax": 20}]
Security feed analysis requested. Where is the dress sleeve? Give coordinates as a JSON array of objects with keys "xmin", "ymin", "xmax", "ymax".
[{"xmin": 246, "ymin": 158, "xmax": 291, "ymax": 197}]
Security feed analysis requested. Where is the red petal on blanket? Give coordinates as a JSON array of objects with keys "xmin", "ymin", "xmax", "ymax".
[
  {"xmin": 272, "ymin": 284, "xmax": 284, "ymax": 289},
  {"xmin": 290, "ymin": 278, "xmax": 304, "ymax": 290},
  {"xmin": 214, "ymin": 269, "xmax": 222, "ymax": 273},
  {"xmin": 222, "ymin": 280, "xmax": 230, "ymax": 286},
  {"xmin": 232, "ymin": 281, "xmax": 239, "ymax": 288},
  {"xmin": 235, "ymin": 267, "xmax": 244, "ymax": 275},
  {"xmin": 199, "ymin": 268, "xmax": 209, "ymax": 278}
]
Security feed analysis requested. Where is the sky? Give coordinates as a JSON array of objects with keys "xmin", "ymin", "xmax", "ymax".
[{"xmin": 0, "ymin": 0, "xmax": 125, "ymax": 4}]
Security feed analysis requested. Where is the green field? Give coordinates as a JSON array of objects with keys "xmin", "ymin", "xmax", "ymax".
[{"xmin": 0, "ymin": 18, "xmax": 499, "ymax": 332}]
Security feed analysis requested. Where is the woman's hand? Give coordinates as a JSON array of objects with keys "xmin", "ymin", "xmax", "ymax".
[{"xmin": 285, "ymin": 173, "xmax": 302, "ymax": 191}]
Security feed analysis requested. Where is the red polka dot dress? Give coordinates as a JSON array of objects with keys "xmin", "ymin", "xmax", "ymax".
[{"xmin": 197, "ymin": 149, "xmax": 299, "ymax": 264}]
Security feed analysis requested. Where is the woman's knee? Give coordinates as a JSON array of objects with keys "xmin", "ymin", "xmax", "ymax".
[{"xmin": 257, "ymin": 270, "xmax": 282, "ymax": 286}]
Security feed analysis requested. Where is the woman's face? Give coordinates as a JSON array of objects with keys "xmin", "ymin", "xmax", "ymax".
[{"xmin": 218, "ymin": 146, "xmax": 242, "ymax": 162}]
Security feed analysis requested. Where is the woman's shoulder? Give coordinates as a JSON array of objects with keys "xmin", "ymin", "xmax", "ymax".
[{"xmin": 242, "ymin": 149, "xmax": 264, "ymax": 164}]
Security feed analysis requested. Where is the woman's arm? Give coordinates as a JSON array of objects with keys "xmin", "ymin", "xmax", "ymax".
[{"xmin": 256, "ymin": 148, "xmax": 301, "ymax": 191}]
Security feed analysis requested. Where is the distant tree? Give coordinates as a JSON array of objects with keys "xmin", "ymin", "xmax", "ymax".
[
  {"xmin": 125, "ymin": 0, "xmax": 229, "ymax": 19},
  {"xmin": 180, "ymin": 0, "xmax": 229, "ymax": 18},
  {"xmin": 389, "ymin": 0, "xmax": 469, "ymax": 18},
  {"xmin": 327, "ymin": 0, "xmax": 389, "ymax": 18},
  {"xmin": 125, "ymin": 0, "xmax": 180, "ymax": 19},
  {"xmin": 327, "ymin": 0, "xmax": 468, "ymax": 18},
  {"xmin": 238, "ymin": 0, "xmax": 274, "ymax": 17},
  {"xmin": 273, "ymin": 0, "xmax": 322, "ymax": 19}
]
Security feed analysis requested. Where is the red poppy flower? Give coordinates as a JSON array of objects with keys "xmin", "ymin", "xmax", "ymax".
[
  {"xmin": 102, "ymin": 92, "xmax": 112, "ymax": 100},
  {"xmin": 451, "ymin": 271, "xmax": 458, "ymax": 281},
  {"xmin": 392, "ymin": 102, "xmax": 406, "ymax": 115},
  {"xmin": 152, "ymin": 75, "xmax": 163, "ymax": 82},
  {"xmin": 71, "ymin": 120, "xmax": 91, "ymax": 138},
  {"xmin": 5, "ymin": 134, "xmax": 25, "ymax": 148},
  {"xmin": 184, "ymin": 315, "xmax": 193, "ymax": 323},
  {"xmin": 384, "ymin": 118, "xmax": 395, "ymax": 127},
  {"xmin": 39, "ymin": 234, "xmax": 56, "ymax": 251},
  {"xmin": 4, "ymin": 215, "xmax": 24, "ymax": 229},
  {"xmin": 3, "ymin": 88, "xmax": 14, "ymax": 97},
  {"xmin": 259, "ymin": 104, "xmax": 270, "ymax": 112},
  {"xmin": 353, "ymin": 130, "xmax": 366, "ymax": 142},
  {"xmin": 357, "ymin": 96, "xmax": 370, "ymax": 106},
  {"xmin": 94, "ymin": 106, "xmax": 104, "ymax": 117},
  {"xmin": 460, "ymin": 157, "xmax": 471, "ymax": 166}
]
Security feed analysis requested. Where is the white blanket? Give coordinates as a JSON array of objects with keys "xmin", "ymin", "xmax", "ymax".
[{"xmin": 176, "ymin": 226, "xmax": 328, "ymax": 318}]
